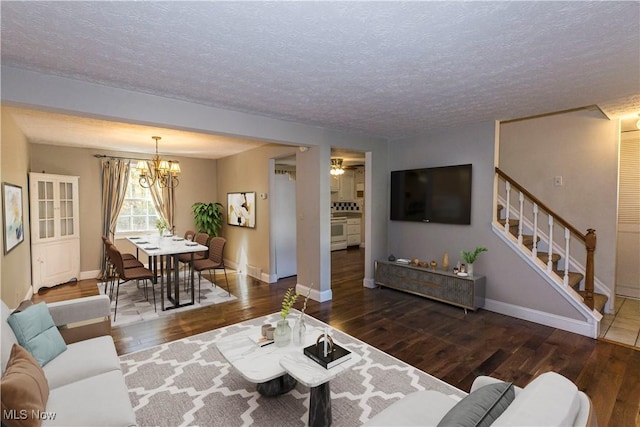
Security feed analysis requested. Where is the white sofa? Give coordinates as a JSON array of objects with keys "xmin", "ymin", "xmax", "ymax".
[
  {"xmin": 1, "ymin": 295, "xmax": 136, "ymax": 427},
  {"xmin": 364, "ymin": 371, "xmax": 597, "ymax": 427}
]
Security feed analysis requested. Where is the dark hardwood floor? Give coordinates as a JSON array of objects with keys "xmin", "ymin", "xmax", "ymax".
[{"xmin": 33, "ymin": 247, "xmax": 639, "ymax": 426}]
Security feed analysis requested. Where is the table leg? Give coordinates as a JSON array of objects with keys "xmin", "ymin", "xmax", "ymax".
[
  {"xmin": 173, "ymin": 254, "xmax": 180, "ymax": 306},
  {"xmin": 309, "ymin": 382, "xmax": 332, "ymax": 427},
  {"xmin": 256, "ymin": 374, "xmax": 297, "ymax": 397},
  {"xmin": 190, "ymin": 252, "xmax": 195, "ymax": 304}
]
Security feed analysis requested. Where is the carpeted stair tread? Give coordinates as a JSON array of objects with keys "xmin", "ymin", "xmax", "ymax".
[
  {"xmin": 521, "ymin": 234, "xmax": 540, "ymax": 248},
  {"xmin": 553, "ymin": 269, "xmax": 584, "ymax": 289},
  {"xmin": 577, "ymin": 291, "xmax": 608, "ymax": 314},
  {"xmin": 537, "ymin": 252, "xmax": 561, "ymax": 265}
]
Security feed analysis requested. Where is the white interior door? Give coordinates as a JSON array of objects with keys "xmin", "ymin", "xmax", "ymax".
[{"xmin": 273, "ymin": 173, "xmax": 297, "ymax": 279}]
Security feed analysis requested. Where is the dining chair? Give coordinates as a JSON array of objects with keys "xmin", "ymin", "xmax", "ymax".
[
  {"xmin": 102, "ymin": 236, "xmax": 138, "ymax": 260},
  {"xmin": 107, "ymin": 244, "xmax": 156, "ymax": 321},
  {"xmin": 179, "ymin": 232, "xmax": 209, "ymax": 289},
  {"xmin": 102, "ymin": 237, "xmax": 144, "ymax": 294},
  {"xmin": 192, "ymin": 237, "xmax": 229, "ymax": 302}
]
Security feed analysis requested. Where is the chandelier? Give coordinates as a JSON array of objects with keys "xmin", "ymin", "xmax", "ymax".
[
  {"xmin": 330, "ymin": 158, "xmax": 345, "ymax": 176},
  {"xmin": 135, "ymin": 136, "xmax": 181, "ymax": 188}
]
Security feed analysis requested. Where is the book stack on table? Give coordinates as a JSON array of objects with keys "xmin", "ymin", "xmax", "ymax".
[{"xmin": 303, "ymin": 342, "xmax": 352, "ymax": 369}]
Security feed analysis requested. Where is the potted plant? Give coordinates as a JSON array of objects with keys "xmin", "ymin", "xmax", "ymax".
[
  {"xmin": 461, "ymin": 247, "xmax": 488, "ymax": 276},
  {"xmin": 192, "ymin": 202, "xmax": 224, "ymax": 237}
]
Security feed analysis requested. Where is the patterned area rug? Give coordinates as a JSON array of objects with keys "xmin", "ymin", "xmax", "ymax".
[
  {"xmin": 99, "ymin": 275, "xmax": 237, "ymax": 327},
  {"xmin": 119, "ymin": 312, "xmax": 465, "ymax": 426}
]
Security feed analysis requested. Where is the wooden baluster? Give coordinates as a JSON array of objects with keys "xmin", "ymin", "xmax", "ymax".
[
  {"xmin": 532, "ymin": 204, "xmax": 538, "ymax": 258},
  {"xmin": 563, "ymin": 228, "xmax": 570, "ymax": 286},
  {"xmin": 584, "ymin": 229, "xmax": 596, "ymax": 310},
  {"xmin": 547, "ymin": 215, "xmax": 554, "ymax": 272},
  {"xmin": 517, "ymin": 192, "xmax": 524, "ymax": 245},
  {"xmin": 504, "ymin": 182, "xmax": 511, "ymax": 234}
]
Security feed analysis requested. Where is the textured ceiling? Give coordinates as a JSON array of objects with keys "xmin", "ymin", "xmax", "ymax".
[{"xmin": 1, "ymin": 1, "xmax": 639, "ymax": 153}]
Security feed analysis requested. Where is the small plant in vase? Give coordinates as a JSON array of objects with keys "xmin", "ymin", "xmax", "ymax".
[
  {"xmin": 275, "ymin": 288, "xmax": 298, "ymax": 347},
  {"xmin": 460, "ymin": 247, "xmax": 487, "ymax": 276},
  {"xmin": 155, "ymin": 218, "xmax": 168, "ymax": 237}
]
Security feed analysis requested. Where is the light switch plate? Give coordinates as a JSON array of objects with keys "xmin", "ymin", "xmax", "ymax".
[{"xmin": 554, "ymin": 176, "xmax": 563, "ymax": 186}]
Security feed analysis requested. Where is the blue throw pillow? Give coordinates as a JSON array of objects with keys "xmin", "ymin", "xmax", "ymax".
[
  {"xmin": 7, "ymin": 302, "xmax": 67, "ymax": 366},
  {"xmin": 437, "ymin": 381, "xmax": 515, "ymax": 427}
]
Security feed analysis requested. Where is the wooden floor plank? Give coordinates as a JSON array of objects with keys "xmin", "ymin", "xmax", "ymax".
[{"xmin": 33, "ymin": 247, "xmax": 640, "ymax": 427}]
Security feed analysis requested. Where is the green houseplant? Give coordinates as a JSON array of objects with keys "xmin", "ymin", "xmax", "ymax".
[
  {"xmin": 192, "ymin": 202, "xmax": 224, "ymax": 237},
  {"xmin": 461, "ymin": 247, "xmax": 487, "ymax": 276}
]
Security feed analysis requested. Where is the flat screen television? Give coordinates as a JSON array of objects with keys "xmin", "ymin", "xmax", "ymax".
[{"xmin": 390, "ymin": 164, "xmax": 472, "ymax": 224}]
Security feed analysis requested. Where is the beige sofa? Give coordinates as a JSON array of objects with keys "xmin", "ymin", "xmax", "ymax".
[
  {"xmin": 365, "ymin": 371, "xmax": 597, "ymax": 427},
  {"xmin": 1, "ymin": 295, "xmax": 136, "ymax": 427}
]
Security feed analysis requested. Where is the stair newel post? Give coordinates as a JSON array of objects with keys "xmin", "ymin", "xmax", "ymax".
[
  {"xmin": 517, "ymin": 192, "xmax": 524, "ymax": 246},
  {"xmin": 584, "ymin": 229, "xmax": 596, "ymax": 310},
  {"xmin": 504, "ymin": 181, "xmax": 511, "ymax": 234},
  {"xmin": 563, "ymin": 228, "xmax": 570, "ymax": 286},
  {"xmin": 547, "ymin": 215, "xmax": 554, "ymax": 273},
  {"xmin": 532, "ymin": 204, "xmax": 539, "ymax": 258}
]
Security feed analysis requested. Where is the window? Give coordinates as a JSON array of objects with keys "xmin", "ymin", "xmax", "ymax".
[{"xmin": 116, "ymin": 167, "xmax": 161, "ymax": 233}]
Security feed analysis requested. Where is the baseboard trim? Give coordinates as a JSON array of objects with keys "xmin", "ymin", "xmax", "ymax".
[
  {"xmin": 363, "ymin": 278, "xmax": 376, "ymax": 289},
  {"xmin": 263, "ymin": 273, "xmax": 278, "ymax": 283},
  {"xmin": 296, "ymin": 283, "xmax": 332, "ymax": 302},
  {"xmin": 484, "ymin": 298, "xmax": 598, "ymax": 338},
  {"xmin": 80, "ymin": 270, "xmax": 100, "ymax": 281}
]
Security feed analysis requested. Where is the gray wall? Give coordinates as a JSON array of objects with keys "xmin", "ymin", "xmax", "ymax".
[
  {"xmin": 500, "ymin": 109, "xmax": 619, "ymax": 297},
  {"xmin": 390, "ymin": 121, "xmax": 584, "ymax": 320}
]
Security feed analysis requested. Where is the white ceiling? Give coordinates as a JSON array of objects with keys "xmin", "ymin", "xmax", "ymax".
[{"xmin": 2, "ymin": 1, "xmax": 639, "ymax": 157}]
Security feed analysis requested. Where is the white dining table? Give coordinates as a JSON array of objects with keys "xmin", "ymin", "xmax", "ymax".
[{"xmin": 127, "ymin": 235, "xmax": 208, "ymax": 310}]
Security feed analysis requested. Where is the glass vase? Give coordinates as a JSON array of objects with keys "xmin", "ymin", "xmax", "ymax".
[
  {"xmin": 274, "ymin": 319, "xmax": 291, "ymax": 347},
  {"xmin": 292, "ymin": 314, "xmax": 307, "ymax": 346}
]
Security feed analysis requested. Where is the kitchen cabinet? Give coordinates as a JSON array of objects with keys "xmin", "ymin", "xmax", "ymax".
[
  {"xmin": 347, "ymin": 217, "xmax": 361, "ymax": 246},
  {"xmin": 330, "ymin": 176, "xmax": 340, "ymax": 192},
  {"xmin": 338, "ymin": 169, "xmax": 355, "ymax": 201},
  {"xmin": 29, "ymin": 173, "xmax": 80, "ymax": 293}
]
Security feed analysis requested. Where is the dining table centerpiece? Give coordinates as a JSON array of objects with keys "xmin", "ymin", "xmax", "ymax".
[{"xmin": 155, "ymin": 218, "xmax": 168, "ymax": 237}]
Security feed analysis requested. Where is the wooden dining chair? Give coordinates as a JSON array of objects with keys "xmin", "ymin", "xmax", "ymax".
[
  {"xmin": 107, "ymin": 244, "xmax": 156, "ymax": 321},
  {"xmin": 192, "ymin": 237, "xmax": 229, "ymax": 302}
]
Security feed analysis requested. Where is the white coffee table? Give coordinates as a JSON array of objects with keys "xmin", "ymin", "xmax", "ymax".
[{"xmin": 215, "ymin": 313, "xmax": 361, "ymax": 427}]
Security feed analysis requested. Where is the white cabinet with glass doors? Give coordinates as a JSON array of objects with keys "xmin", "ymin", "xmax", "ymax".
[{"xmin": 29, "ymin": 173, "xmax": 80, "ymax": 293}]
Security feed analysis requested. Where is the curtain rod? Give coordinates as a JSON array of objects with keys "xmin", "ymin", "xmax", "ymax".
[{"xmin": 93, "ymin": 154, "xmax": 180, "ymax": 162}]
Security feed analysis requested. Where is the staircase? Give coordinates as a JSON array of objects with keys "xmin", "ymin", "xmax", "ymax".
[
  {"xmin": 493, "ymin": 168, "xmax": 609, "ymax": 338},
  {"xmin": 497, "ymin": 205, "xmax": 608, "ymax": 314}
]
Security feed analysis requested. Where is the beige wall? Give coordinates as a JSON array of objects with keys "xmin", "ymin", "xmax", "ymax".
[
  {"xmin": 30, "ymin": 144, "xmax": 217, "ymax": 274},
  {"xmin": 217, "ymin": 143, "xmax": 296, "ymax": 277},
  {"xmin": 499, "ymin": 109, "xmax": 619, "ymax": 297},
  {"xmin": 1, "ymin": 108, "xmax": 32, "ymax": 307}
]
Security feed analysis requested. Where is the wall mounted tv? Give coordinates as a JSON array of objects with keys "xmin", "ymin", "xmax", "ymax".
[{"xmin": 390, "ymin": 164, "xmax": 472, "ymax": 224}]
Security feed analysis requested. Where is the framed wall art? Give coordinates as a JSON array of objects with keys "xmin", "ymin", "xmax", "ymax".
[
  {"xmin": 2, "ymin": 182, "xmax": 25, "ymax": 254},
  {"xmin": 227, "ymin": 192, "xmax": 256, "ymax": 228}
]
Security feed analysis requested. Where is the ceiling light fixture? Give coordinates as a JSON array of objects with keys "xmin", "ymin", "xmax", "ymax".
[
  {"xmin": 330, "ymin": 158, "xmax": 345, "ymax": 176},
  {"xmin": 135, "ymin": 136, "xmax": 181, "ymax": 188}
]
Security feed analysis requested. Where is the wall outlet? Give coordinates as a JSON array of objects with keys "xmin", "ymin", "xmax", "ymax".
[{"xmin": 554, "ymin": 176, "xmax": 563, "ymax": 187}]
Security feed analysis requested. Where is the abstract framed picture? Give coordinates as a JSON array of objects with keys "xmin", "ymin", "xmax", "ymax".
[
  {"xmin": 2, "ymin": 182, "xmax": 25, "ymax": 254},
  {"xmin": 227, "ymin": 192, "xmax": 256, "ymax": 228}
]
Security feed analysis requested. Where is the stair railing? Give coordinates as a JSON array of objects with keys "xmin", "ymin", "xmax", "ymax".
[{"xmin": 495, "ymin": 167, "xmax": 596, "ymax": 310}]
